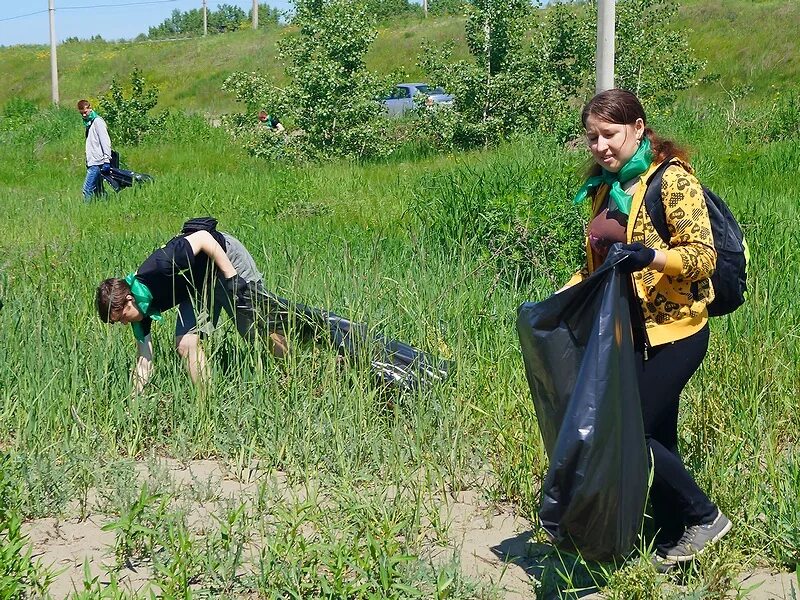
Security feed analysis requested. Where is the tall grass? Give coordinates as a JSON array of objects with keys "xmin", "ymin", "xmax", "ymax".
[{"xmin": 1, "ymin": 98, "xmax": 799, "ymax": 597}]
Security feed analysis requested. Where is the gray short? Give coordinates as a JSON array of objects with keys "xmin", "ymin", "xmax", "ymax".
[{"xmin": 175, "ymin": 232, "xmax": 263, "ymax": 338}]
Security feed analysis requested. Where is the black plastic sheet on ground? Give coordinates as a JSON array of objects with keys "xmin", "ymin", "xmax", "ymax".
[{"xmin": 516, "ymin": 247, "xmax": 648, "ymax": 561}]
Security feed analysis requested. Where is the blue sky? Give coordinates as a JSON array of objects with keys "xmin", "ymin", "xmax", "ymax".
[{"xmin": 0, "ymin": 0, "xmax": 295, "ymax": 46}]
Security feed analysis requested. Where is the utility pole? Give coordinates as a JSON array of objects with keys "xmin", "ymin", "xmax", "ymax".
[
  {"xmin": 422, "ymin": 0, "xmax": 427, "ymax": 17},
  {"xmin": 49, "ymin": 0, "xmax": 60, "ymax": 105},
  {"xmin": 596, "ymin": 0, "xmax": 615, "ymax": 93},
  {"xmin": 203, "ymin": 0, "xmax": 208, "ymax": 36},
  {"xmin": 252, "ymin": 0, "xmax": 258, "ymax": 29}
]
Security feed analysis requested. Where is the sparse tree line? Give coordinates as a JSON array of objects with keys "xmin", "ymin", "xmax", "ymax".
[{"xmin": 144, "ymin": 3, "xmax": 282, "ymax": 40}]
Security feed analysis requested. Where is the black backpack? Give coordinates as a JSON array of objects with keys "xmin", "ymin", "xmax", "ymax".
[{"xmin": 643, "ymin": 160, "xmax": 748, "ymax": 317}]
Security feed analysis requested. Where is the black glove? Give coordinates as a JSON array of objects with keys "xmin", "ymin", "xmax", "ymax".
[
  {"xmin": 223, "ymin": 274, "xmax": 251, "ymax": 309},
  {"xmin": 616, "ymin": 242, "xmax": 655, "ymax": 273},
  {"xmin": 101, "ymin": 163, "xmax": 111, "ymax": 174}
]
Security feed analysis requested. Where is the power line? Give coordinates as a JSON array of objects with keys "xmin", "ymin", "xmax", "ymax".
[
  {"xmin": 0, "ymin": 0, "xmax": 179, "ymax": 22},
  {"xmin": 0, "ymin": 10, "xmax": 49, "ymax": 23},
  {"xmin": 60, "ymin": 0, "xmax": 179, "ymax": 10}
]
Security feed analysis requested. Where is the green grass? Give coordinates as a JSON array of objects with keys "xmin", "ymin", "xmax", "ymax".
[{"xmin": 1, "ymin": 93, "xmax": 799, "ymax": 596}]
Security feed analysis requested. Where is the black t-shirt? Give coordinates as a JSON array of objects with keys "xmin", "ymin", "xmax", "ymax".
[{"xmin": 133, "ymin": 232, "xmax": 225, "ymax": 337}]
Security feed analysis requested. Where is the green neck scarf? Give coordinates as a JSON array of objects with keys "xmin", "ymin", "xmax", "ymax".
[
  {"xmin": 572, "ymin": 137, "xmax": 653, "ymax": 215},
  {"xmin": 82, "ymin": 110, "xmax": 98, "ymax": 127},
  {"xmin": 124, "ymin": 273, "xmax": 162, "ymax": 342}
]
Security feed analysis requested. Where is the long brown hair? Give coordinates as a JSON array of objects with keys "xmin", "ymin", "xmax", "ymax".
[{"xmin": 581, "ymin": 89, "xmax": 689, "ymax": 176}]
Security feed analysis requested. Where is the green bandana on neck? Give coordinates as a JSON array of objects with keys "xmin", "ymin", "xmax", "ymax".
[
  {"xmin": 82, "ymin": 110, "xmax": 98, "ymax": 127},
  {"xmin": 572, "ymin": 137, "xmax": 653, "ymax": 215},
  {"xmin": 124, "ymin": 273, "xmax": 162, "ymax": 342}
]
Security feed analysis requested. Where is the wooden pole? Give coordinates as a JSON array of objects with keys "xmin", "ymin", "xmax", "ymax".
[
  {"xmin": 253, "ymin": 0, "xmax": 258, "ymax": 29},
  {"xmin": 49, "ymin": 0, "xmax": 60, "ymax": 105},
  {"xmin": 596, "ymin": 0, "xmax": 615, "ymax": 93},
  {"xmin": 203, "ymin": 0, "xmax": 208, "ymax": 36}
]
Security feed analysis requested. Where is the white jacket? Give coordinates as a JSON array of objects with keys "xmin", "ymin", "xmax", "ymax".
[{"xmin": 85, "ymin": 116, "xmax": 112, "ymax": 166}]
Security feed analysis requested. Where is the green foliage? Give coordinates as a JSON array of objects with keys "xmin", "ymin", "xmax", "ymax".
[
  {"xmin": 419, "ymin": 0, "xmax": 704, "ymax": 149},
  {"xmin": 409, "ymin": 141, "xmax": 586, "ymax": 289},
  {"xmin": 147, "ymin": 7, "xmax": 204, "ymax": 38},
  {"xmin": 100, "ymin": 67, "xmax": 168, "ymax": 146},
  {"xmin": 418, "ymin": 0, "xmax": 576, "ymax": 148},
  {"xmin": 615, "ymin": 0, "xmax": 705, "ymax": 110},
  {"xmin": 223, "ymin": 0, "xmax": 394, "ymax": 161},
  {"xmin": 256, "ymin": 2, "xmax": 283, "ymax": 26},
  {"xmin": 147, "ymin": 3, "xmax": 279, "ymax": 39},
  {"xmin": 428, "ymin": 0, "xmax": 466, "ymax": 16},
  {"xmin": 365, "ymin": 0, "xmax": 422, "ymax": 21},
  {"xmin": 0, "ymin": 97, "xmax": 38, "ymax": 133}
]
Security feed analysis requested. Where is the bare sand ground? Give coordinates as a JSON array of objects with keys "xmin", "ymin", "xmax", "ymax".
[{"xmin": 23, "ymin": 459, "xmax": 798, "ymax": 599}]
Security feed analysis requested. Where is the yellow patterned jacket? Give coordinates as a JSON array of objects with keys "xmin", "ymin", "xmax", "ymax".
[{"xmin": 567, "ymin": 158, "xmax": 717, "ymax": 347}]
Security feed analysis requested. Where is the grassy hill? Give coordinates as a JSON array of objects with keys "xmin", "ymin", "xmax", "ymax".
[{"xmin": 1, "ymin": 0, "xmax": 797, "ymax": 114}]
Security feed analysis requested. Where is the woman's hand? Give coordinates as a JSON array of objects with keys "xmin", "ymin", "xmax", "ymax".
[{"xmin": 617, "ymin": 243, "xmax": 655, "ymax": 273}]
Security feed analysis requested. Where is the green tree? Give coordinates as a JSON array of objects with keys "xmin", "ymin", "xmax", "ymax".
[
  {"xmin": 428, "ymin": 0, "xmax": 465, "ymax": 16},
  {"xmin": 254, "ymin": 2, "xmax": 282, "ymax": 26},
  {"xmin": 223, "ymin": 0, "xmax": 393, "ymax": 160},
  {"xmin": 419, "ymin": 0, "xmax": 703, "ymax": 149},
  {"xmin": 419, "ymin": 0, "xmax": 573, "ymax": 148},
  {"xmin": 209, "ymin": 3, "xmax": 247, "ymax": 33},
  {"xmin": 364, "ymin": 0, "xmax": 421, "ymax": 21},
  {"xmin": 100, "ymin": 68, "xmax": 168, "ymax": 146}
]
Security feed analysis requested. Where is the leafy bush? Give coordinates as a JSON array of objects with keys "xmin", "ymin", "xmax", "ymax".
[
  {"xmin": 100, "ymin": 67, "xmax": 168, "ymax": 146},
  {"xmin": 223, "ymin": 0, "xmax": 394, "ymax": 161},
  {"xmin": 0, "ymin": 97, "xmax": 40, "ymax": 135},
  {"xmin": 419, "ymin": 0, "xmax": 704, "ymax": 149}
]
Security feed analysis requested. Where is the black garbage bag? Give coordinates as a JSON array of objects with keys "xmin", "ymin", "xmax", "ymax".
[
  {"xmin": 102, "ymin": 167, "xmax": 154, "ymax": 191},
  {"xmin": 237, "ymin": 284, "xmax": 450, "ymax": 392},
  {"xmin": 102, "ymin": 150, "xmax": 154, "ymax": 191},
  {"xmin": 516, "ymin": 246, "xmax": 648, "ymax": 561}
]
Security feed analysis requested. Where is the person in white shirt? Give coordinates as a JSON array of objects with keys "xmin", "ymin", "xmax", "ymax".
[{"xmin": 77, "ymin": 99, "xmax": 112, "ymax": 201}]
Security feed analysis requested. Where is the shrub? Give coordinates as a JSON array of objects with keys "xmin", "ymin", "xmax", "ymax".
[
  {"xmin": 100, "ymin": 67, "xmax": 168, "ymax": 146},
  {"xmin": 223, "ymin": 0, "xmax": 394, "ymax": 161},
  {"xmin": 418, "ymin": 0, "xmax": 704, "ymax": 149}
]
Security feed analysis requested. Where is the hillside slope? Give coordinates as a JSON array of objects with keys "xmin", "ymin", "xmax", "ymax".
[{"xmin": 0, "ymin": 0, "xmax": 796, "ymax": 113}]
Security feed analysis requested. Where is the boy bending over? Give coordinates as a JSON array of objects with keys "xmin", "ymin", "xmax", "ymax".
[{"xmin": 96, "ymin": 218, "xmax": 287, "ymax": 393}]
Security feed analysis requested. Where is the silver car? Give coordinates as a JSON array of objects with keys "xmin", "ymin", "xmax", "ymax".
[{"xmin": 383, "ymin": 83, "xmax": 454, "ymax": 117}]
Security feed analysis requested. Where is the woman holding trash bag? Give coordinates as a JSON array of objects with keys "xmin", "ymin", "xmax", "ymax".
[{"xmin": 565, "ymin": 89, "xmax": 730, "ymax": 565}]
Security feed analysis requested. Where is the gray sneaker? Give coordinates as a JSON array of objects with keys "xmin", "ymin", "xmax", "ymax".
[{"xmin": 662, "ymin": 511, "xmax": 732, "ymax": 563}]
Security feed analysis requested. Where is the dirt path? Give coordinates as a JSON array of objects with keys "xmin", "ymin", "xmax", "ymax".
[{"xmin": 23, "ymin": 459, "xmax": 799, "ymax": 599}]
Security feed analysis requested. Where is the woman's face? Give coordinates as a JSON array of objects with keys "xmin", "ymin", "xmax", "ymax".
[{"xmin": 584, "ymin": 114, "xmax": 645, "ymax": 173}]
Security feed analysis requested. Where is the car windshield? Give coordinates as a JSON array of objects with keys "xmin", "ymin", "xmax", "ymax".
[{"xmin": 415, "ymin": 85, "xmax": 446, "ymax": 95}]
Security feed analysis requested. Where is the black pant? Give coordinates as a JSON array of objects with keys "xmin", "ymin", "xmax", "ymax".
[{"xmin": 635, "ymin": 325, "xmax": 717, "ymax": 546}]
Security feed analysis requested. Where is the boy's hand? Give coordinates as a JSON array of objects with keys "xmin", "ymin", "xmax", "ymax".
[
  {"xmin": 101, "ymin": 163, "xmax": 111, "ymax": 174},
  {"xmin": 223, "ymin": 275, "xmax": 251, "ymax": 309}
]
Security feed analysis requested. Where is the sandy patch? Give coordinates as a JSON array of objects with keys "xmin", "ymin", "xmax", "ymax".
[{"xmin": 22, "ymin": 459, "xmax": 799, "ymax": 599}]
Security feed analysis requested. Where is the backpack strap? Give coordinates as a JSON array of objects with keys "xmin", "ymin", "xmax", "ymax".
[{"xmin": 642, "ymin": 158, "xmax": 678, "ymax": 245}]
